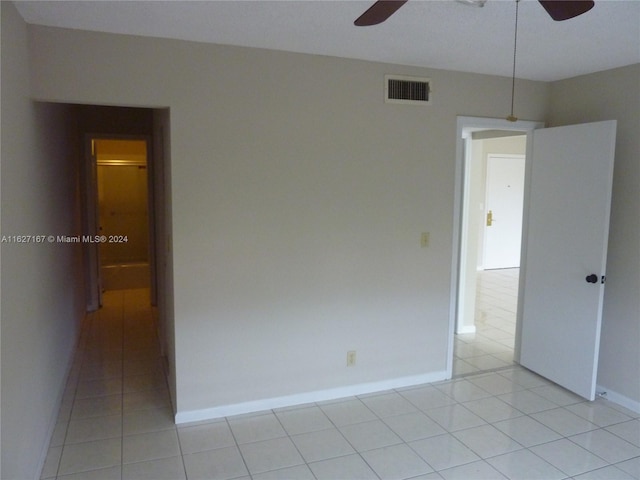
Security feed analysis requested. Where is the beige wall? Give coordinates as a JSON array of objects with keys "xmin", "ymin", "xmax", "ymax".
[
  {"xmin": 26, "ymin": 24, "xmax": 551, "ymax": 420},
  {"xmin": 549, "ymin": 64, "xmax": 640, "ymax": 408},
  {"xmin": 1, "ymin": 3, "xmax": 86, "ymax": 478}
]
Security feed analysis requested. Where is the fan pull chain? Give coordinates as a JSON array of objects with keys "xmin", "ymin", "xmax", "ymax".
[{"xmin": 507, "ymin": 0, "xmax": 520, "ymax": 122}]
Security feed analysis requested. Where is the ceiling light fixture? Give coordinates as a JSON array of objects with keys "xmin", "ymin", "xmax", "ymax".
[{"xmin": 507, "ymin": 0, "xmax": 520, "ymax": 122}]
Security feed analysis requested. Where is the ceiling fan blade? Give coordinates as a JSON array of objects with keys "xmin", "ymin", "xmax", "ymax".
[
  {"xmin": 354, "ymin": 0, "xmax": 409, "ymax": 26},
  {"xmin": 538, "ymin": 0, "xmax": 595, "ymax": 21}
]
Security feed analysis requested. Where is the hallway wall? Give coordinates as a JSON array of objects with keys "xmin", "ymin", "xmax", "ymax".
[{"xmin": 1, "ymin": 3, "xmax": 86, "ymax": 478}]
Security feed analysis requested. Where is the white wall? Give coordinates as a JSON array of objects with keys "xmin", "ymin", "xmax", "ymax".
[
  {"xmin": 1, "ymin": 3, "xmax": 86, "ymax": 478},
  {"xmin": 549, "ymin": 64, "xmax": 640, "ymax": 410},
  {"xmin": 26, "ymin": 24, "xmax": 550, "ymax": 420}
]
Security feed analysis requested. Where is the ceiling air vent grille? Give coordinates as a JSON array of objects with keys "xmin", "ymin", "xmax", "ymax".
[{"xmin": 385, "ymin": 75, "xmax": 431, "ymax": 105}]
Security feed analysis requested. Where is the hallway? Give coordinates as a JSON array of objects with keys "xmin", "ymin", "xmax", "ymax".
[{"xmin": 41, "ymin": 288, "xmax": 640, "ymax": 479}]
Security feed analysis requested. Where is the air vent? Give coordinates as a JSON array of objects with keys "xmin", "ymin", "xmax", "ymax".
[{"xmin": 385, "ymin": 75, "xmax": 431, "ymax": 105}]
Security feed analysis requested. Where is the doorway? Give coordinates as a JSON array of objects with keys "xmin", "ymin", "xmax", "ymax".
[
  {"xmin": 95, "ymin": 138, "xmax": 151, "ymax": 291},
  {"xmin": 455, "ymin": 131, "xmax": 526, "ymax": 376},
  {"xmin": 449, "ymin": 117, "xmax": 544, "ymax": 378}
]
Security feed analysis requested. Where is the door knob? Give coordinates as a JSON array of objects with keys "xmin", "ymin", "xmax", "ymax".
[{"xmin": 585, "ymin": 274, "xmax": 598, "ymax": 284}]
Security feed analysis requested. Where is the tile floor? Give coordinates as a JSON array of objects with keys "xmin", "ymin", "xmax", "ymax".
[
  {"xmin": 41, "ymin": 287, "xmax": 640, "ymax": 480},
  {"xmin": 453, "ymin": 268, "xmax": 519, "ymax": 377}
]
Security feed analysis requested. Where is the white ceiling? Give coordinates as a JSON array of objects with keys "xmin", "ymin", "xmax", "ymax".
[{"xmin": 14, "ymin": 0, "xmax": 640, "ymax": 82}]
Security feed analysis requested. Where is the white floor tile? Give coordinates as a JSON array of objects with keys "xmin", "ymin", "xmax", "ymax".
[
  {"xmin": 339, "ymin": 419, "xmax": 403, "ymax": 452},
  {"xmin": 487, "ymin": 448, "xmax": 566, "ymax": 480},
  {"xmin": 359, "ymin": 391, "xmax": 418, "ymax": 418},
  {"xmin": 252, "ymin": 464, "xmax": 316, "ymax": 480},
  {"xmin": 122, "ymin": 406, "xmax": 175, "ymax": 436},
  {"xmin": 228, "ymin": 412, "xmax": 287, "ymax": 444},
  {"xmin": 453, "ymin": 424, "xmax": 523, "ymax": 459},
  {"xmin": 183, "ymin": 446, "xmax": 248, "ymax": 480},
  {"xmin": 308, "ymin": 454, "xmax": 378, "ymax": 480},
  {"xmin": 498, "ymin": 368, "xmax": 551, "ymax": 389},
  {"xmin": 466, "ymin": 373, "xmax": 525, "ymax": 395},
  {"xmin": 177, "ymin": 420, "xmax": 236, "ymax": 454},
  {"xmin": 382, "ymin": 411, "xmax": 446, "ymax": 442},
  {"xmin": 55, "ymin": 465, "xmax": 122, "ymax": 480},
  {"xmin": 464, "ymin": 354, "xmax": 511, "ymax": 371},
  {"xmin": 615, "ymin": 456, "xmax": 640, "ymax": 478},
  {"xmin": 530, "ymin": 438, "xmax": 609, "ymax": 477},
  {"xmin": 71, "ymin": 394, "xmax": 122, "ymax": 419},
  {"xmin": 65, "ymin": 414, "xmax": 122, "ymax": 444},
  {"xmin": 399, "ymin": 385, "xmax": 457, "ymax": 411},
  {"xmin": 275, "ymin": 406, "xmax": 334, "ymax": 435},
  {"xmin": 572, "ymin": 465, "xmax": 637, "ymax": 479},
  {"xmin": 58, "ymin": 438, "xmax": 122, "ymax": 476},
  {"xmin": 290, "ymin": 428, "xmax": 355, "ymax": 463},
  {"xmin": 569, "ymin": 428, "xmax": 640, "ymax": 464},
  {"xmin": 530, "ymin": 384, "xmax": 585, "ymax": 407},
  {"xmin": 531, "ymin": 408, "xmax": 599, "ymax": 436},
  {"xmin": 238, "ymin": 436, "xmax": 304, "ymax": 475},
  {"xmin": 438, "ymin": 460, "xmax": 507, "ymax": 480},
  {"xmin": 497, "ymin": 389, "xmax": 558, "ymax": 414},
  {"xmin": 424, "ymin": 404, "xmax": 486, "ymax": 432},
  {"xmin": 319, "ymin": 398, "xmax": 377, "ymax": 426},
  {"xmin": 360, "ymin": 443, "xmax": 434, "ymax": 479},
  {"xmin": 462, "ymin": 396, "xmax": 524, "ymax": 423},
  {"xmin": 606, "ymin": 419, "xmax": 640, "ymax": 447},
  {"xmin": 434, "ymin": 379, "xmax": 493, "ymax": 403},
  {"xmin": 567, "ymin": 401, "xmax": 635, "ymax": 427},
  {"xmin": 122, "ymin": 456, "xmax": 186, "ymax": 480},
  {"xmin": 410, "ymin": 433, "xmax": 481, "ymax": 471},
  {"xmin": 122, "ymin": 429, "xmax": 181, "ymax": 464},
  {"xmin": 493, "ymin": 415, "xmax": 563, "ymax": 447}
]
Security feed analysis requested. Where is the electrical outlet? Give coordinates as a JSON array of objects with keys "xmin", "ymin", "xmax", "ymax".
[
  {"xmin": 347, "ymin": 350, "xmax": 356, "ymax": 367},
  {"xmin": 420, "ymin": 232, "xmax": 430, "ymax": 248}
]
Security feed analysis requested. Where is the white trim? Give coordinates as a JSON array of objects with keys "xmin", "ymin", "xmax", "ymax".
[
  {"xmin": 456, "ymin": 325, "xmax": 477, "ymax": 335},
  {"xmin": 175, "ymin": 371, "xmax": 447, "ymax": 424},
  {"xmin": 596, "ymin": 384, "xmax": 640, "ymax": 414}
]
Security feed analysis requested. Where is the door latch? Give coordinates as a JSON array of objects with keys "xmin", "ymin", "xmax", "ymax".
[{"xmin": 486, "ymin": 210, "xmax": 493, "ymax": 226}]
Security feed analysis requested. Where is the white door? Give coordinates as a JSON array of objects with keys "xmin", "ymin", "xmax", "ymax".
[
  {"xmin": 520, "ymin": 120, "xmax": 616, "ymax": 400},
  {"xmin": 483, "ymin": 154, "xmax": 525, "ymax": 269}
]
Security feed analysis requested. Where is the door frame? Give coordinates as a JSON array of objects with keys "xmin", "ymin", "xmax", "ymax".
[
  {"xmin": 448, "ymin": 116, "xmax": 544, "ymax": 378},
  {"xmin": 82, "ymin": 133, "xmax": 156, "ymax": 310}
]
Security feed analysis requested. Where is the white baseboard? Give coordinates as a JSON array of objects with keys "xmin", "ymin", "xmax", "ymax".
[
  {"xmin": 456, "ymin": 325, "xmax": 476, "ymax": 335},
  {"xmin": 175, "ymin": 371, "xmax": 448, "ymax": 424},
  {"xmin": 596, "ymin": 384, "xmax": 640, "ymax": 415}
]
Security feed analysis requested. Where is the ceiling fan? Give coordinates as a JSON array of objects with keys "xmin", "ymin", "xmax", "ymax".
[{"xmin": 354, "ymin": 0, "xmax": 595, "ymax": 26}]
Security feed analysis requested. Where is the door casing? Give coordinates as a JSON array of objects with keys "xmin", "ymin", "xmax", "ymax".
[{"xmin": 449, "ymin": 116, "xmax": 544, "ymax": 378}]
